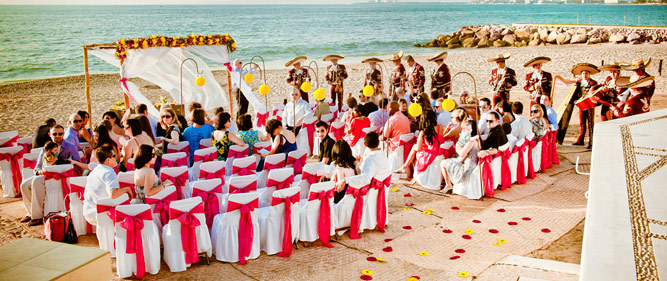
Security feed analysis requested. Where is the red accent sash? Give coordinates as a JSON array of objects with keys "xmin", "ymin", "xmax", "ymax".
[
  {"xmin": 0, "ymin": 135, "xmax": 19, "ymax": 147},
  {"xmin": 479, "ymin": 155, "xmax": 494, "ymax": 198},
  {"xmin": 114, "ymin": 209, "xmax": 152, "ymax": 279},
  {"xmin": 229, "ymin": 181, "xmax": 257, "ymax": 194},
  {"xmin": 527, "ymin": 138, "xmax": 537, "ymax": 179},
  {"xmin": 541, "ymin": 134, "xmax": 552, "ymax": 171},
  {"xmin": 494, "ymin": 149, "xmax": 512, "ymax": 190},
  {"xmin": 167, "ymin": 145, "xmax": 190, "ymax": 156},
  {"xmin": 256, "ymin": 112, "xmax": 269, "ymax": 127},
  {"xmin": 118, "ymin": 78, "xmax": 138, "ymax": 104},
  {"xmin": 19, "ymin": 143, "xmax": 32, "ymax": 154},
  {"xmin": 301, "ymin": 122, "xmax": 316, "ymax": 154},
  {"xmin": 96, "ymin": 199, "xmax": 131, "ymax": 219},
  {"xmin": 271, "ymin": 193, "xmax": 300, "ymax": 257},
  {"xmin": 512, "ymin": 142, "xmax": 527, "ymax": 184},
  {"xmin": 193, "ymin": 151, "xmax": 217, "ymax": 163},
  {"xmin": 192, "ymin": 184, "xmax": 223, "ymax": 228},
  {"xmin": 0, "ymin": 149, "xmax": 25, "ymax": 195},
  {"xmin": 262, "ymin": 160, "xmax": 285, "ymax": 171},
  {"xmin": 308, "ymin": 189, "xmax": 335, "ymax": 248},
  {"xmin": 399, "ymin": 138, "xmax": 415, "ymax": 163},
  {"xmin": 118, "ymin": 181, "xmax": 137, "ymax": 200},
  {"xmin": 330, "ymin": 126, "xmax": 345, "ymax": 140},
  {"xmin": 286, "ymin": 154, "xmax": 306, "ymax": 174},
  {"xmin": 69, "ymin": 183, "xmax": 93, "ymax": 233},
  {"xmin": 226, "ymin": 199, "xmax": 259, "ymax": 265},
  {"xmin": 370, "ymin": 176, "xmax": 391, "ymax": 233},
  {"xmin": 301, "ymin": 171, "xmax": 319, "ymax": 185},
  {"xmin": 199, "ymin": 168, "xmax": 225, "ymax": 182},
  {"xmin": 145, "ymin": 192, "xmax": 178, "ymax": 227},
  {"xmin": 23, "ymin": 157, "xmax": 37, "ymax": 169},
  {"xmin": 232, "ymin": 162, "xmax": 256, "ymax": 176},
  {"xmin": 266, "ymin": 175, "xmax": 294, "ymax": 191},
  {"xmin": 160, "ymin": 171, "xmax": 188, "ymax": 200},
  {"xmin": 44, "ymin": 169, "xmax": 76, "ymax": 210},
  {"xmin": 126, "ymin": 162, "xmax": 136, "ymax": 171},
  {"xmin": 161, "ymin": 157, "xmax": 187, "ymax": 168},
  {"xmin": 169, "ymin": 202, "xmax": 205, "ymax": 265},
  {"xmin": 550, "ymin": 131, "xmax": 560, "ymax": 165},
  {"xmin": 227, "ymin": 147, "xmax": 249, "ymax": 159},
  {"xmin": 346, "ymin": 184, "xmax": 369, "ymax": 239}
]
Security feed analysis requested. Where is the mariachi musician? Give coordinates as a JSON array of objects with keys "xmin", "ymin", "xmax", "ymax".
[
  {"xmin": 428, "ymin": 51, "xmax": 451, "ymax": 99},
  {"xmin": 621, "ymin": 58, "xmax": 655, "ymax": 103},
  {"xmin": 388, "ymin": 50, "xmax": 405, "ymax": 100},
  {"xmin": 286, "ymin": 56, "xmax": 311, "ymax": 102},
  {"xmin": 554, "ymin": 63, "xmax": 599, "ymax": 148},
  {"xmin": 523, "ymin": 56, "xmax": 553, "ymax": 108},
  {"xmin": 488, "ymin": 53, "xmax": 517, "ymax": 106},
  {"xmin": 405, "ymin": 55, "xmax": 425, "ymax": 95},
  {"xmin": 612, "ymin": 76, "xmax": 654, "ymax": 118},
  {"xmin": 362, "ymin": 57, "xmax": 383, "ymax": 97},
  {"xmin": 324, "ymin": 54, "xmax": 348, "ymax": 111},
  {"xmin": 594, "ymin": 64, "xmax": 625, "ymax": 121}
]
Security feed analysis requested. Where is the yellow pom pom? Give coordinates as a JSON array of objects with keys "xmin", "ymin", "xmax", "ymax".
[
  {"xmin": 442, "ymin": 98, "xmax": 456, "ymax": 112},
  {"xmin": 361, "ymin": 269, "xmax": 373, "ymax": 276},
  {"xmin": 408, "ymin": 103, "xmax": 422, "ymax": 117},
  {"xmin": 418, "ymin": 252, "xmax": 429, "ymax": 256},
  {"xmin": 259, "ymin": 84, "xmax": 270, "ymax": 95},
  {"xmin": 300, "ymin": 81, "xmax": 312, "ymax": 93},
  {"xmin": 244, "ymin": 73, "xmax": 254, "ymax": 84},
  {"xmin": 151, "ymin": 35, "xmax": 157, "ymax": 39},
  {"xmin": 195, "ymin": 76, "xmax": 206, "ymax": 87},
  {"xmin": 363, "ymin": 85, "xmax": 374, "ymax": 97},
  {"xmin": 313, "ymin": 88, "xmax": 326, "ymax": 101},
  {"xmin": 457, "ymin": 272, "xmax": 470, "ymax": 277}
]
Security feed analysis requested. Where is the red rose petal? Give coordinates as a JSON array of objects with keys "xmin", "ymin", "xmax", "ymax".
[
  {"xmin": 366, "ymin": 257, "xmax": 377, "ymax": 261},
  {"xmin": 405, "ymin": 203, "xmax": 414, "ymax": 206},
  {"xmin": 541, "ymin": 228, "xmax": 551, "ymax": 233},
  {"xmin": 403, "ymin": 226, "xmax": 412, "ymax": 230},
  {"xmin": 455, "ymin": 249, "xmax": 466, "ymax": 253},
  {"xmin": 522, "ymin": 217, "xmax": 531, "ymax": 221},
  {"xmin": 411, "ymin": 276, "xmax": 421, "ymax": 280},
  {"xmin": 404, "ymin": 193, "xmax": 412, "ymax": 197},
  {"xmin": 384, "ymin": 238, "xmax": 393, "ymax": 242},
  {"xmin": 361, "ymin": 274, "xmax": 373, "ymax": 280},
  {"xmin": 451, "ymin": 206, "xmax": 460, "ymax": 210},
  {"xmin": 472, "ymin": 219, "xmax": 481, "ymax": 223},
  {"xmin": 450, "ymin": 255, "xmax": 461, "ymax": 260},
  {"xmin": 383, "ymin": 246, "xmax": 393, "ymax": 252},
  {"xmin": 489, "ymin": 229, "xmax": 499, "ymax": 234},
  {"xmin": 508, "ymin": 221, "xmax": 518, "ymax": 225},
  {"xmin": 497, "ymin": 208, "xmax": 506, "ymax": 212},
  {"xmin": 462, "ymin": 234, "xmax": 472, "ymax": 239},
  {"xmin": 443, "ymin": 229, "xmax": 453, "ymax": 233}
]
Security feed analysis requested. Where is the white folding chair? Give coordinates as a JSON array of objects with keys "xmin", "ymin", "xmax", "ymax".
[
  {"xmin": 231, "ymin": 156, "xmax": 257, "ymax": 177},
  {"xmin": 286, "ymin": 149, "xmax": 307, "ymax": 175},
  {"xmin": 163, "ymin": 197, "xmax": 212, "ymax": 272},
  {"xmin": 144, "ymin": 185, "xmax": 177, "ymax": 237},
  {"xmin": 160, "ymin": 166, "xmax": 190, "ymax": 200},
  {"xmin": 211, "ymin": 192, "xmax": 260, "ymax": 264},
  {"xmin": 528, "ymin": 133, "xmax": 541, "ymax": 176},
  {"xmin": 259, "ymin": 168, "xmax": 294, "ymax": 208},
  {"xmin": 43, "ymin": 164, "xmax": 75, "ymax": 214},
  {"xmin": 296, "ymin": 162, "xmax": 322, "ymax": 200},
  {"xmin": 161, "ymin": 152, "xmax": 188, "ymax": 169},
  {"xmin": 509, "ymin": 138, "xmax": 528, "ymax": 184},
  {"xmin": 390, "ymin": 133, "xmax": 415, "ymax": 174},
  {"xmin": 365, "ymin": 172, "xmax": 392, "ymax": 233},
  {"xmin": 226, "ymin": 145, "xmax": 250, "ymax": 176},
  {"xmin": 297, "ymin": 116, "xmax": 318, "ymax": 156},
  {"xmin": 228, "ymin": 174, "xmax": 257, "ymax": 194},
  {"xmin": 258, "ymin": 186, "xmax": 300, "ymax": 256},
  {"xmin": 166, "ymin": 141, "xmax": 190, "ymax": 157},
  {"xmin": 414, "ymin": 152, "xmax": 444, "ymax": 191},
  {"xmin": 95, "ymin": 194, "xmax": 131, "ymax": 258},
  {"xmin": 299, "ymin": 181, "xmax": 336, "ymax": 247},
  {"xmin": 252, "ymin": 141, "xmax": 272, "ymax": 156},
  {"xmin": 491, "ymin": 142, "xmax": 512, "ymax": 191},
  {"xmin": 0, "ymin": 131, "xmax": 19, "ymax": 147},
  {"xmin": 30, "ymin": 147, "xmax": 44, "ymax": 154},
  {"xmin": 452, "ymin": 165, "xmax": 483, "ymax": 200},
  {"xmin": 114, "ymin": 204, "xmax": 161, "ymax": 279},
  {"xmin": 198, "ymin": 160, "xmax": 226, "ymax": 184},
  {"xmin": 0, "ymin": 146, "xmax": 25, "ymax": 198},
  {"xmin": 320, "ymin": 113, "xmax": 334, "ymax": 123},
  {"xmin": 199, "ymin": 138, "xmax": 212, "ymax": 149},
  {"xmin": 329, "ymin": 121, "xmax": 346, "ymax": 141},
  {"xmin": 191, "ymin": 178, "xmax": 225, "ymax": 229},
  {"xmin": 257, "ymin": 153, "xmax": 285, "ymax": 190},
  {"xmin": 334, "ymin": 180, "xmax": 371, "ymax": 239},
  {"xmin": 21, "ymin": 152, "xmax": 39, "ymax": 179},
  {"xmin": 68, "ymin": 176, "xmax": 94, "ymax": 236},
  {"xmin": 16, "ymin": 137, "xmax": 33, "ymax": 153},
  {"xmin": 117, "ymin": 171, "xmax": 136, "ymax": 201},
  {"xmin": 191, "ymin": 147, "xmax": 218, "ymax": 182}
]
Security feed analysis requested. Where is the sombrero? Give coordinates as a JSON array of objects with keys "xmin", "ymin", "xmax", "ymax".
[
  {"xmin": 571, "ymin": 63, "xmax": 599, "ymax": 75},
  {"xmin": 616, "ymin": 76, "xmax": 654, "ymax": 88},
  {"xmin": 388, "ymin": 50, "xmax": 404, "ymax": 61},
  {"xmin": 323, "ymin": 54, "xmax": 344, "ymax": 61},
  {"xmin": 427, "ymin": 51, "xmax": 448, "ymax": 62},
  {"xmin": 621, "ymin": 58, "xmax": 651, "ymax": 71},
  {"xmin": 362, "ymin": 57, "xmax": 383, "ymax": 64},
  {"xmin": 524, "ymin": 56, "xmax": 551, "ymax": 68},
  {"xmin": 285, "ymin": 56, "xmax": 307, "ymax": 67},
  {"xmin": 598, "ymin": 64, "xmax": 622, "ymax": 72},
  {"xmin": 487, "ymin": 53, "xmax": 511, "ymax": 63}
]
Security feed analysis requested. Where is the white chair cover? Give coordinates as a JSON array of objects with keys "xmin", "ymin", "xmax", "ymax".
[
  {"xmin": 161, "ymin": 152, "xmax": 188, "ymax": 169},
  {"xmin": 286, "ymin": 149, "xmax": 307, "ymax": 175},
  {"xmin": 117, "ymin": 171, "xmax": 136, "ymax": 202},
  {"xmin": 299, "ymin": 181, "xmax": 336, "ymax": 244},
  {"xmin": 388, "ymin": 133, "xmax": 414, "ymax": 175},
  {"xmin": 320, "ymin": 113, "xmax": 334, "ymax": 123},
  {"xmin": 414, "ymin": 155, "xmax": 444, "ymax": 190},
  {"xmin": 258, "ymin": 168, "xmax": 294, "ymax": 208},
  {"xmin": 231, "ymin": 156, "xmax": 257, "ymax": 178},
  {"xmin": 329, "ymin": 121, "xmax": 346, "ymax": 140},
  {"xmin": 43, "ymin": 164, "xmax": 75, "ymax": 214},
  {"xmin": 198, "ymin": 160, "xmax": 226, "ymax": 185},
  {"xmin": 211, "ymin": 192, "xmax": 260, "ymax": 263},
  {"xmin": 0, "ymin": 146, "xmax": 24, "ymax": 197},
  {"xmin": 364, "ymin": 172, "xmax": 392, "ymax": 233},
  {"xmin": 491, "ymin": 142, "xmax": 512, "ymax": 189},
  {"xmin": 30, "ymin": 147, "xmax": 44, "ymax": 154},
  {"xmin": 334, "ymin": 180, "xmax": 371, "ymax": 237},
  {"xmin": 114, "ymin": 204, "xmax": 161, "ymax": 279},
  {"xmin": 258, "ymin": 186, "xmax": 300, "ymax": 256},
  {"xmin": 0, "ymin": 131, "xmax": 19, "ymax": 147},
  {"xmin": 21, "ymin": 152, "xmax": 39, "ymax": 180},
  {"xmin": 199, "ymin": 138, "xmax": 212, "ymax": 149},
  {"xmin": 227, "ymin": 174, "xmax": 257, "ymax": 194},
  {"xmin": 160, "ymin": 166, "xmax": 190, "ymax": 199},
  {"xmin": 529, "ymin": 133, "xmax": 542, "ymax": 174},
  {"xmin": 257, "ymin": 153, "xmax": 286, "ymax": 190},
  {"xmin": 68, "ymin": 176, "xmax": 94, "ymax": 236},
  {"xmin": 163, "ymin": 197, "xmax": 212, "ymax": 272},
  {"xmin": 452, "ymin": 166, "xmax": 483, "ymax": 200},
  {"xmin": 191, "ymin": 147, "xmax": 218, "ymax": 182},
  {"xmin": 297, "ymin": 116, "xmax": 318, "ymax": 156},
  {"xmin": 166, "ymin": 141, "xmax": 190, "ymax": 158},
  {"xmin": 297, "ymin": 162, "xmax": 322, "ymax": 200},
  {"xmin": 252, "ymin": 141, "xmax": 272, "ymax": 156},
  {"xmin": 88, "ymin": 162, "xmax": 99, "ymax": 171},
  {"xmin": 226, "ymin": 145, "xmax": 249, "ymax": 176},
  {"xmin": 95, "ymin": 193, "xmax": 131, "ymax": 258},
  {"xmin": 191, "ymin": 178, "xmax": 225, "ymax": 229},
  {"xmin": 509, "ymin": 138, "xmax": 527, "ymax": 184},
  {"xmin": 145, "ymin": 185, "xmax": 177, "ymax": 238},
  {"xmin": 16, "ymin": 137, "xmax": 33, "ymax": 152}
]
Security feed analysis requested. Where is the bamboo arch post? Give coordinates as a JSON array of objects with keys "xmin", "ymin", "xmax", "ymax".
[
  {"xmin": 247, "ymin": 55, "xmax": 268, "ymax": 116},
  {"xmin": 83, "ymin": 47, "xmax": 92, "ymax": 129}
]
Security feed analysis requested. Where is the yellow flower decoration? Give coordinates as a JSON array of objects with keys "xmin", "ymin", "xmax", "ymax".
[
  {"xmin": 457, "ymin": 272, "xmax": 470, "ymax": 277},
  {"xmin": 376, "ymin": 257, "xmax": 386, "ymax": 262},
  {"xmin": 426, "ymin": 208, "xmax": 433, "ymax": 211},
  {"xmin": 418, "ymin": 252, "xmax": 429, "ymax": 256},
  {"xmin": 464, "ymin": 228, "xmax": 474, "ymax": 234},
  {"xmin": 492, "ymin": 242, "xmax": 502, "ymax": 246},
  {"xmin": 408, "ymin": 278, "xmax": 419, "ymax": 281},
  {"xmin": 361, "ymin": 269, "xmax": 373, "ymax": 276},
  {"xmin": 402, "ymin": 207, "xmax": 409, "ymax": 210},
  {"xmin": 498, "ymin": 239, "xmax": 507, "ymax": 244},
  {"xmin": 422, "ymin": 210, "xmax": 432, "ymax": 215},
  {"xmin": 391, "ymin": 187, "xmax": 399, "ymax": 192}
]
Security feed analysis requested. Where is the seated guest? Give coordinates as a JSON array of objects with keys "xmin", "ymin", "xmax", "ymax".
[
  {"xmin": 136, "ymin": 104, "xmax": 157, "ymax": 137},
  {"xmin": 32, "ymin": 118, "xmax": 56, "ymax": 149},
  {"xmin": 342, "ymin": 97, "xmax": 358, "ymax": 131},
  {"xmin": 399, "ymin": 98, "xmax": 417, "ymax": 129},
  {"xmin": 396, "ymin": 110, "xmax": 443, "ymax": 176},
  {"xmin": 496, "ymin": 101, "xmax": 515, "ymax": 124},
  {"xmin": 477, "ymin": 111, "xmax": 507, "ymax": 159},
  {"xmin": 382, "ymin": 101, "xmax": 410, "ymax": 153},
  {"xmin": 156, "ymin": 108, "xmax": 182, "ymax": 154},
  {"xmin": 236, "ymin": 113, "xmax": 271, "ymax": 156},
  {"xmin": 540, "ymin": 94, "xmax": 559, "ymax": 130},
  {"xmin": 122, "ymin": 118, "xmax": 154, "ymax": 169},
  {"xmin": 313, "ymin": 98, "xmax": 331, "ymax": 120},
  {"xmin": 478, "ymin": 97, "xmax": 503, "ymax": 141},
  {"xmin": 133, "ymin": 144, "xmax": 172, "ymax": 203},
  {"xmin": 283, "ymin": 90, "xmax": 312, "ymax": 135},
  {"xmin": 502, "ymin": 123, "xmax": 517, "ymax": 150},
  {"xmin": 260, "ymin": 119, "xmax": 298, "ymax": 158},
  {"xmin": 83, "ymin": 146, "xmax": 134, "ymax": 225},
  {"xmin": 360, "ymin": 92, "xmax": 379, "ymax": 114},
  {"xmin": 211, "ymin": 112, "xmax": 246, "ymax": 161},
  {"xmin": 183, "ymin": 108, "xmax": 215, "ymax": 164},
  {"xmin": 510, "ymin": 102, "xmax": 532, "ymax": 140},
  {"xmin": 435, "ymin": 98, "xmax": 452, "ymax": 129},
  {"xmin": 330, "ymin": 140, "xmax": 357, "ymax": 203},
  {"xmin": 442, "ymin": 107, "xmax": 467, "ymax": 141},
  {"xmin": 187, "ymin": 102, "xmax": 204, "ymax": 125},
  {"xmin": 77, "ymin": 110, "xmax": 94, "ymax": 145},
  {"xmin": 64, "ymin": 113, "xmax": 84, "ymax": 151},
  {"xmin": 212, "ymin": 107, "xmax": 238, "ymax": 133},
  {"xmin": 89, "ymin": 122, "xmax": 120, "ymax": 164},
  {"xmin": 335, "ymin": 132, "xmax": 389, "ymax": 195},
  {"xmin": 440, "ymin": 119, "xmax": 480, "ymax": 193},
  {"xmin": 316, "ymin": 121, "xmax": 335, "ymax": 164},
  {"xmin": 369, "ymin": 98, "xmax": 389, "ymax": 130},
  {"xmin": 345, "ymin": 105, "xmax": 371, "ymax": 148},
  {"xmin": 42, "ymin": 141, "xmax": 87, "ymax": 171},
  {"xmin": 34, "ymin": 125, "xmax": 81, "ymax": 174},
  {"xmin": 103, "ymin": 111, "xmax": 126, "ymax": 137},
  {"xmin": 161, "ymin": 104, "xmax": 188, "ymax": 132},
  {"xmin": 529, "ymin": 104, "xmax": 550, "ymax": 140},
  {"xmin": 136, "ymin": 115, "xmax": 156, "ymax": 144}
]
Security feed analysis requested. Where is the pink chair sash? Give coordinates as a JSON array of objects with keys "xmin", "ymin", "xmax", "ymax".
[
  {"xmin": 308, "ymin": 189, "xmax": 335, "ymax": 248},
  {"xmin": 266, "ymin": 175, "xmax": 294, "ymax": 191},
  {"xmin": 494, "ymin": 149, "xmax": 512, "ymax": 190},
  {"xmin": 227, "ymin": 147, "xmax": 249, "ymax": 160},
  {"xmin": 126, "ymin": 162, "xmax": 136, "ymax": 171},
  {"xmin": 332, "ymin": 111, "xmax": 339, "ymax": 121},
  {"xmin": 168, "ymin": 202, "xmax": 205, "ymax": 265},
  {"xmin": 346, "ymin": 184, "xmax": 369, "ymax": 239},
  {"xmin": 262, "ymin": 160, "xmax": 285, "ymax": 171},
  {"xmin": 232, "ymin": 162, "xmax": 256, "ymax": 176},
  {"xmin": 192, "ymin": 184, "xmax": 223, "ymax": 228},
  {"xmin": 161, "ymin": 157, "xmax": 187, "ymax": 168},
  {"xmin": 301, "ymin": 171, "xmax": 319, "ymax": 185},
  {"xmin": 271, "ymin": 108, "xmax": 280, "ymax": 118},
  {"xmin": 193, "ymin": 152, "xmax": 217, "ymax": 163},
  {"xmin": 330, "ymin": 126, "xmax": 345, "ymax": 140},
  {"xmin": 23, "ymin": 157, "xmax": 37, "ymax": 170},
  {"xmin": 114, "ymin": 209, "xmax": 152, "ymax": 279},
  {"xmin": 479, "ymin": 155, "xmax": 494, "ymax": 198},
  {"xmin": 541, "ymin": 135, "xmax": 552, "ymax": 171},
  {"xmin": 512, "ymin": 143, "xmax": 527, "ymax": 184},
  {"xmin": 118, "ymin": 181, "xmax": 137, "ymax": 200},
  {"xmin": 44, "ymin": 169, "xmax": 75, "ymax": 211},
  {"xmin": 96, "ymin": 199, "xmax": 131, "ymax": 220},
  {"xmin": 145, "ymin": 192, "xmax": 178, "ymax": 227},
  {"xmin": 301, "ymin": 122, "xmax": 316, "ymax": 154},
  {"xmin": 229, "ymin": 181, "xmax": 257, "ymax": 194},
  {"xmin": 19, "ymin": 143, "xmax": 32, "ymax": 154},
  {"xmin": 0, "ymin": 150, "xmax": 25, "ymax": 195},
  {"xmin": 160, "ymin": 171, "xmax": 188, "ymax": 200},
  {"xmin": 199, "ymin": 168, "xmax": 225, "ymax": 182},
  {"xmin": 271, "ymin": 193, "xmax": 300, "ymax": 257},
  {"xmin": 527, "ymin": 138, "xmax": 537, "ymax": 179},
  {"xmin": 286, "ymin": 154, "xmax": 306, "ymax": 174},
  {"xmin": 550, "ymin": 131, "xmax": 560, "ymax": 165},
  {"xmin": 370, "ymin": 176, "xmax": 390, "ymax": 233},
  {"xmin": 167, "ymin": 145, "xmax": 190, "ymax": 155},
  {"xmin": 276, "ymin": 115, "xmax": 282, "ymax": 122},
  {"xmin": 70, "ymin": 183, "xmax": 93, "ymax": 233},
  {"xmin": 0, "ymin": 135, "xmax": 19, "ymax": 148},
  {"xmin": 399, "ymin": 138, "xmax": 415, "ymax": 163},
  {"xmin": 256, "ymin": 112, "xmax": 269, "ymax": 127},
  {"xmin": 226, "ymin": 198, "xmax": 259, "ymax": 265}
]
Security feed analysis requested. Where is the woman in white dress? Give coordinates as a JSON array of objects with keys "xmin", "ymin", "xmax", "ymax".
[{"xmin": 440, "ymin": 119, "xmax": 480, "ymax": 193}]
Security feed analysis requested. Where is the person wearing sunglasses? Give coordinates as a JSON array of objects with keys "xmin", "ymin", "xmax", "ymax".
[
  {"xmin": 476, "ymin": 111, "xmax": 508, "ymax": 159},
  {"xmin": 283, "ymin": 89, "xmax": 313, "ymax": 135},
  {"xmin": 64, "ymin": 113, "xmax": 84, "ymax": 151},
  {"xmin": 156, "ymin": 108, "xmax": 183, "ymax": 154},
  {"xmin": 133, "ymin": 145, "xmax": 172, "ymax": 203},
  {"xmin": 477, "ymin": 97, "xmax": 503, "ymax": 141},
  {"xmin": 529, "ymin": 104, "xmax": 550, "ymax": 140},
  {"xmin": 316, "ymin": 121, "xmax": 335, "ymax": 165}
]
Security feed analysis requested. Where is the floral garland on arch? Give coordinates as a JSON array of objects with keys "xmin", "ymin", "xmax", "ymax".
[{"xmin": 114, "ymin": 34, "xmax": 236, "ymax": 59}]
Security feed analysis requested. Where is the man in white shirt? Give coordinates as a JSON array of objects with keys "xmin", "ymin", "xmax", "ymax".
[
  {"xmin": 83, "ymin": 146, "xmax": 134, "ymax": 225},
  {"xmin": 478, "ymin": 97, "xmax": 503, "ymax": 140},
  {"xmin": 336, "ymin": 132, "xmax": 391, "ymax": 192},
  {"xmin": 368, "ymin": 98, "xmax": 389, "ymax": 131},
  {"xmin": 232, "ymin": 59, "xmax": 259, "ymax": 116},
  {"xmin": 510, "ymin": 101, "xmax": 532, "ymax": 140},
  {"xmin": 434, "ymin": 98, "xmax": 451, "ymax": 129},
  {"xmin": 283, "ymin": 90, "xmax": 313, "ymax": 135}
]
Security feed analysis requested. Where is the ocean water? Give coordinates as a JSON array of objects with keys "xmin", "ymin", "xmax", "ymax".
[{"xmin": 0, "ymin": 4, "xmax": 665, "ymax": 82}]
